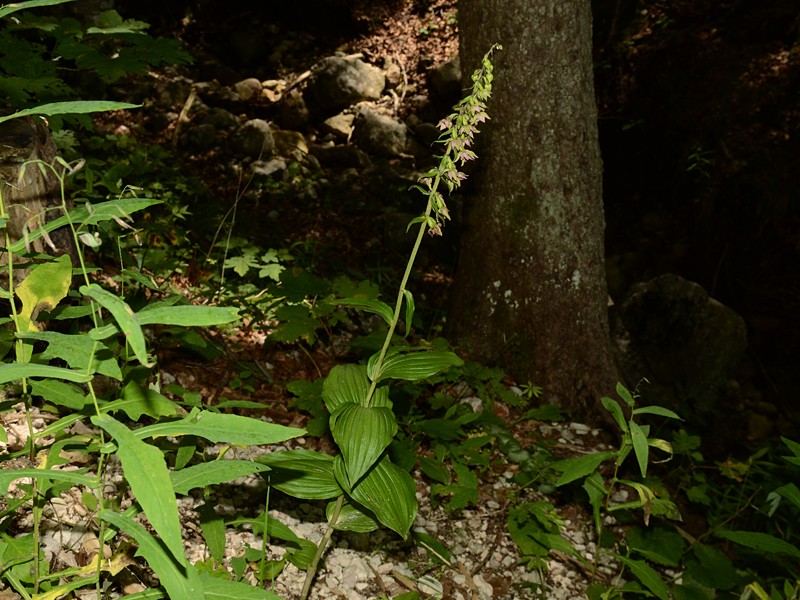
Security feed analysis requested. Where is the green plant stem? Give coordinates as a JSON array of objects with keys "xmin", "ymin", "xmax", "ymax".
[
  {"xmin": 364, "ymin": 190, "xmax": 437, "ymax": 407},
  {"xmin": 300, "ymin": 494, "xmax": 345, "ymax": 600}
]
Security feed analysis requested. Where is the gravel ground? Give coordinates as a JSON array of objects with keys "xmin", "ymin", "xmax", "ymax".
[{"xmin": 1, "ymin": 398, "xmax": 624, "ymax": 599}]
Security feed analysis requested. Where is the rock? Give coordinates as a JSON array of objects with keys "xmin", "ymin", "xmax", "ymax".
[
  {"xmin": 383, "ymin": 56, "xmax": 404, "ymax": 89},
  {"xmin": 251, "ymin": 159, "xmax": 287, "ymax": 180},
  {"xmin": 278, "ymin": 88, "xmax": 310, "ymax": 130},
  {"xmin": 233, "ymin": 77, "xmax": 263, "ymax": 101},
  {"xmin": 414, "ymin": 123, "xmax": 442, "ymax": 149},
  {"xmin": 612, "ymin": 274, "xmax": 747, "ymax": 414},
  {"xmin": 304, "ymin": 55, "xmax": 385, "ymax": 118},
  {"xmin": 183, "ymin": 122, "xmax": 217, "ymax": 151},
  {"xmin": 430, "ymin": 54, "xmax": 461, "ymax": 105},
  {"xmin": 310, "ymin": 144, "xmax": 371, "ymax": 169},
  {"xmin": 321, "ymin": 113, "xmax": 355, "ymax": 140},
  {"xmin": 272, "ymin": 130, "xmax": 309, "ymax": 159},
  {"xmin": 352, "ymin": 108, "xmax": 407, "ymax": 158},
  {"xmin": 230, "ymin": 119, "xmax": 274, "ymax": 159},
  {"xmin": 201, "ymin": 107, "xmax": 240, "ymax": 130}
]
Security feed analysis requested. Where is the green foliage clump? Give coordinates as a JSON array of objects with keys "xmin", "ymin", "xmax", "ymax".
[{"xmin": 0, "ymin": 2, "xmax": 190, "ymax": 109}]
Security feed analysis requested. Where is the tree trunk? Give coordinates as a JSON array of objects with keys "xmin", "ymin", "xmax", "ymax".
[
  {"xmin": 0, "ymin": 117, "xmax": 74, "ymax": 285},
  {"xmin": 449, "ymin": 0, "xmax": 619, "ymax": 417}
]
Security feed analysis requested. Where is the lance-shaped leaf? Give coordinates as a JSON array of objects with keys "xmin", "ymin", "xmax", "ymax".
[
  {"xmin": 126, "ymin": 410, "xmax": 304, "ymax": 446},
  {"xmin": 553, "ymin": 451, "xmax": 617, "ymax": 486},
  {"xmin": 403, "ymin": 289, "xmax": 415, "ymax": 337},
  {"xmin": 99, "ymin": 509, "xmax": 202, "ymax": 599},
  {"xmin": 601, "ymin": 395, "xmax": 628, "ymax": 433},
  {"xmin": 93, "ymin": 415, "xmax": 183, "ymax": 562},
  {"xmin": 334, "ymin": 455, "xmax": 417, "ymax": 537},
  {"xmin": 8, "ymin": 198, "xmax": 162, "ymax": 255},
  {"xmin": 630, "ymin": 420, "xmax": 650, "ymax": 477},
  {"xmin": 256, "ymin": 449, "xmax": 341, "ymax": 500},
  {"xmin": 0, "ymin": 363, "xmax": 92, "ymax": 384},
  {"xmin": 330, "ymin": 403, "xmax": 397, "ymax": 486},
  {"xmin": 0, "ymin": 101, "xmax": 140, "ymax": 124},
  {"xmin": 136, "ymin": 304, "xmax": 240, "ymax": 327},
  {"xmin": 0, "ymin": 468, "xmax": 96, "ymax": 494},
  {"xmin": 170, "ymin": 460, "xmax": 271, "ymax": 495},
  {"xmin": 81, "ymin": 284, "xmax": 150, "ymax": 367},
  {"xmin": 367, "ymin": 349, "xmax": 462, "ymax": 383}
]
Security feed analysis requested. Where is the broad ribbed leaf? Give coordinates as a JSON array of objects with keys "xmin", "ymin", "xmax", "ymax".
[
  {"xmin": 171, "ymin": 460, "xmax": 271, "ymax": 495},
  {"xmin": 322, "ymin": 364, "xmax": 369, "ymax": 412},
  {"xmin": 99, "ymin": 509, "xmax": 202, "ymax": 599},
  {"xmin": 81, "ymin": 284, "xmax": 150, "ymax": 367},
  {"xmin": 334, "ymin": 455, "xmax": 417, "ymax": 537},
  {"xmin": 93, "ymin": 415, "xmax": 183, "ymax": 562},
  {"xmin": 329, "ymin": 500, "xmax": 380, "ymax": 533},
  {"xmin": 256, "ymin": 449, "xmax": 341, "ymax": 499},
  {"xmin": 336, "ymin": 298, "xmax": 393, "ymax": 327},
  {"xmin": 330, "ymin": 403, "xmax": 397, "ymax": 485},
  {"xmin": 553, "ymin": 451, "xmax": 617, "ymax": 486},
  {"xmin": 368, "ymin": 350, "xmax": 462, "ymax": 383}
]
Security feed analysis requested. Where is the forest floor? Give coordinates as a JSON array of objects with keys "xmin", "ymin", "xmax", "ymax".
[
  {"xmin": 5, "ymin": 1, "xmax": 796, "ymax": 599},
  {"xmin": 96, "ymin": 1, "xmax": 618, "ymax": 598}
]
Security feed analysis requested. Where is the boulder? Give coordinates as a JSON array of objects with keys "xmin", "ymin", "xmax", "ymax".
[
  {"xmin": 429, "ymin": 55, "xmax": 461, "ymax": 106},
  {"xmin": 612, "ymin": 274, "xmax": 747, "ymax": 414},
  {"xmin": 278, "ymin": 88, "xmax": 310, "ymax": 131},
  {"xmin": 304, "ymin": 55, "xmax": 385, "ymax": 118},
  {"xmin": 233, "ymin": 77, "xmax": 263, "ymax": 101},
  {"xmin": 352, "ymin": 108, "xmax": 407, "ymax": 158},
  {"xmin": 321, "ymin": 113, "xmax": 355, "ymax": 140},
  {"xmin": 251, "ymin": 159, "xmax": 287, "ymax": 180},
  {"xmin": 230, "ymin": 119, "xmax": 274, "ymax": 159}
]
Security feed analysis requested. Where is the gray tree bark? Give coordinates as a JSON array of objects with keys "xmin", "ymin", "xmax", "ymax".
[{"xmin": 449, "ymin": 0, "xmax": 619, "ymax": 417}]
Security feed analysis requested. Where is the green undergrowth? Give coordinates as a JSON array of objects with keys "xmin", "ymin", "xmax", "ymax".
[{"xmin": 2, "ymin": 3, "xmax": 799, "ymax": 599}]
